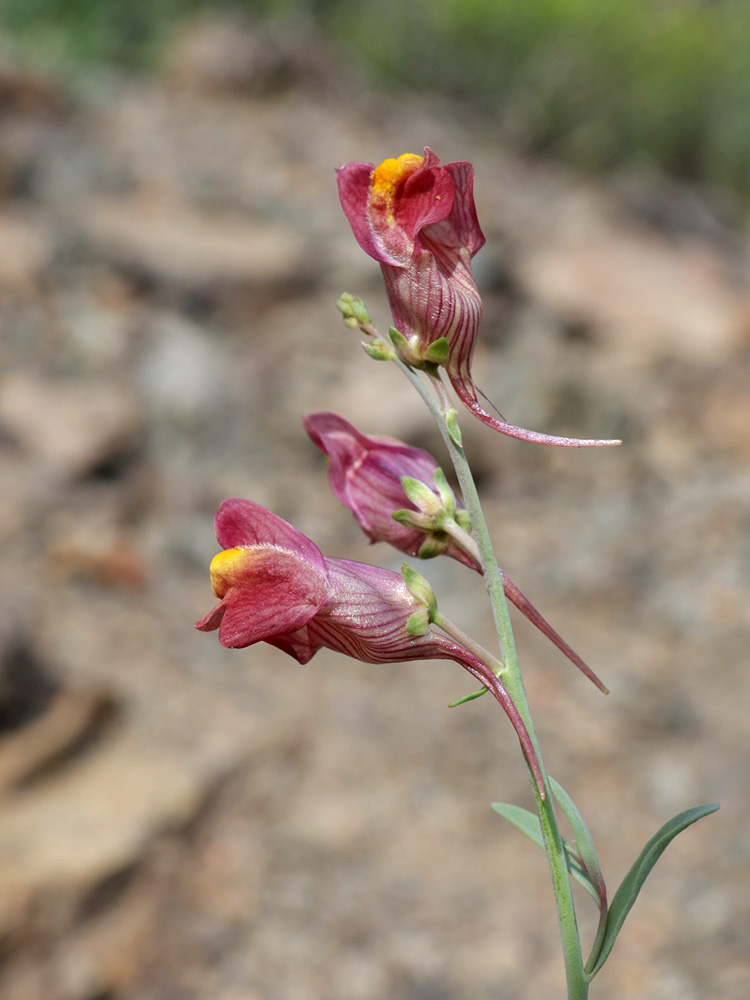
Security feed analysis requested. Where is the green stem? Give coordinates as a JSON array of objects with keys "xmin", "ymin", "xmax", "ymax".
[{"xmin": 396, "ymin": 360, "xmax": 589, "ymax": 1000}]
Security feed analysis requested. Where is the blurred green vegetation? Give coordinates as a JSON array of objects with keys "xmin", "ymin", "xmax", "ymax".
[{"xmin": 4, "ymin": 0, "xmax": 750, "ymax": 201}]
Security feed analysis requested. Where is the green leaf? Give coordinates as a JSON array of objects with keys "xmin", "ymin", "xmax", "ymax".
[
  {"xmin": 448, "ymin": 684, "xmax": 489, "ymax": 707},
  {"xmin": 550, "ymin": 777, "xmax": 606, "ymax": 901},
  {"xmin": 587, "ymin": 803, "xmax": 720, "ymax": 976},
  {"xmin": 491, "ymin": 803, "xmax": 544, "ymax": 849},
  {"xmin": 491, "ymin": 802, "xmax": 600, "ymax": 902}
]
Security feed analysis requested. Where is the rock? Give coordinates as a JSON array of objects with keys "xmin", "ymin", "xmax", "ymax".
[
  {"xmin": 0, "ymin": 213, "xmax": 51, "ymax": 292},
  {"xmin": 519, "ymin": 222, "xmax": 748, "ymax": 363},
  {"xmin": 0, "ymin": 373, "xmax": 141, "ymax": 480},
  {"xmin": 78, "ymin": 194, "xmax": 315, "ymax": 296},
  {"xmin": 165, "ymin": 14, "xmax": 328, "ymax": 96}
]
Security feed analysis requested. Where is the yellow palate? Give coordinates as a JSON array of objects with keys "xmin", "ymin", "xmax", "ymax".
[
  {"xmin": 370, "ymin": 153, "xmax": 423, "ymax": 222},
  {"xmin": 209, "ymin": 546, "xmax": 255, "ymax": 598}
]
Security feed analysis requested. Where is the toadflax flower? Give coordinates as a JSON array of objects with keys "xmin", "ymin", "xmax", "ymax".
[
  {"xmin": 336, "ymin": 147, "xmax": 618, "ymax": 448},
  {"xmin": 304, "ymin": 411, "xmax": 607, "ymax": 693},
  {"xmin": 303, "ymin": 410, "xmax": 477, "ymax": 567},
  {"xmin": 195, "ymin": 497, "xmax": 544, "ymax": 793}
]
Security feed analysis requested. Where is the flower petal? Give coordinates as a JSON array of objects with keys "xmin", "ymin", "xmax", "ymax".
[
  {"xmin": 420, "ymin": 161, "xmax": 485, "ymax": 255},
  {"xmin": 212, "ymin": 546, "xmax": 330, "ymax": 649},
  {"xmin": 194, "ymin": 601, "xmax": 227, "ymax": 633},
  {"xmin": 214, "ymin": 498, "xmax": 328, "ymax": 574}
]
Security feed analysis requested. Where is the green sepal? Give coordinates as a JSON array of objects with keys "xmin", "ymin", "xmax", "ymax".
[
  {"xmin": 491, "ymin": 802, "xmax": 602, "ymax": 904},
  {"xmin": 417, "ymin": 534, "xmax": 448, "ymax": 559},
  {"xmin": 401, "ymin": 476, "xmax": 440, "ymax": 513},
  {"xmin": 432, "ymin": 467, "xmax": 456, "ymax": 513},
  {"xmin": 406, "ymin": 608, "xmax": 430, "ymax": 635},
  {"xmin": 388, "ymin": 326, "xmax": 410, "ymax": 352},
  {"xmin": 392, "ymin": 508, "xmax": 418, "ymax": 527},
  {"xmin": 445, "ymin": 409, "xmax": 463, "ymax": 447},
  {"xmin": 455, "ymin": 509, "xmax": 472, "ymax": 532},
  {"xmin": 401, "ymin": 562, "xmax": 437, "ymax": 617},
  {"xmin": 586, "ymin": 802, "xmax": 720, "ymax": 976},
  {"xmin": 423, "ymin": 337, "xmax": 450, "ymax": 365}
]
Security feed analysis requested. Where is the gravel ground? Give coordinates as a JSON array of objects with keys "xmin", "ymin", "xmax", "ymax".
[{"xmin": 0, "ymin": 18, "xmax": 748, "ymax": 1000}]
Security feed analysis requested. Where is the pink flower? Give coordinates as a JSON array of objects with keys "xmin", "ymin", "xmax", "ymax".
[
  {"xmin": 304, "ymin": 411, "xmax": 607, "ymax": 693},
  {"xmin": 336, "ymin": 148, "xmax": 618, "ymax": 448},
  {"xmin": 195, "ymin": 497, "xmax": 544, "ymax": 793},
  {"xmin": 303, "ymin": 410, "xmax": 477, "ymax": 568}
]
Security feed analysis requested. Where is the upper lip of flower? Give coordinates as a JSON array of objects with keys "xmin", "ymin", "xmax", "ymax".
[{"xmin": 336, "ymin": 147, "xmax": 484, "ymax": 269}]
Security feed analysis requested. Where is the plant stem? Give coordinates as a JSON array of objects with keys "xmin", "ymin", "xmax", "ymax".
[{"xmin": 396, "ymin": 360, "xmax": 589, "ymax": 1000}]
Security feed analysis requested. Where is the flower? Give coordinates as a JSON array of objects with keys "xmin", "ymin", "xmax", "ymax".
[
  {"xmin": 336, "ymin": 148, "xmax": 618, "ymax": 448},
  {"xmin": 195, "ymin": 497, "xmax": 544, "ymax": 793},
  {"xmin": 303, "ymin": 410, "xmax": 476, "ymax": 566},
  {"xmin": 304, "ymin": 411, "xmax": 607, "ymax": 693}
]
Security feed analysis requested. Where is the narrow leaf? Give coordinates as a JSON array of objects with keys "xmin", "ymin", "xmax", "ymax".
[
  {"xmin": 492, "ymin": 802, "xmax": 601, "ymax": 903},
  {"xmin": 448, "ymin": 684, "xmax": 489, "ymax": 707},
  {"xmin": 445, "ymin": 409, "xmax": 463, "ymax": 447},
  {"xmin": 550, "ymin": 777, "xmax": 606, "ymax": 900},
  {"xmin": 588, "ymin": 803, "xmax": 720, "ymax": 976},
  {"xmin": 491, "ymin": 803, "xmax": 544, "ymax": 849}
]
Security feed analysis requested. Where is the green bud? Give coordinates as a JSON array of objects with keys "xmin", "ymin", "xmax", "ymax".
[
  {"xmin": 336, "ymin": 292, "xmax": 355, "ymax": 317},
  {"xmin": 363, "ymin": 339, "xmax": 395, "ymax": 361},
  {"xmin": 351, "ymin": 298, "xmax": 371, "ymax": 326}
]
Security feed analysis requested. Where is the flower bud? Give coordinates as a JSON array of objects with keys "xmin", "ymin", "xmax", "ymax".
[{"xmin": 303, "ymin": 411, "xmax": 478, "ymax": 570}]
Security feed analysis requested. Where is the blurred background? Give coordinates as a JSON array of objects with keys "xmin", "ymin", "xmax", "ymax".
[{"xmin": 0, "ymin": 2, "xmax": 748, "ymax": 998}]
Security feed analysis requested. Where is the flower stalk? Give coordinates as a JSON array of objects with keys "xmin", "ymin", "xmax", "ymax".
[{"xmin": 394, "ymin": 358, "xmax": 590, "ymax": 999}]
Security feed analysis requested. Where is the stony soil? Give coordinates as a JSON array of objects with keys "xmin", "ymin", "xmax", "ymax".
[{"xmin": 0, "ymin": 18, "xmax": 748, "ymax": 1000}]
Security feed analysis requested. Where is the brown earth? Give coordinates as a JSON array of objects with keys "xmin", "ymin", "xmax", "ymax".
[{"xmin": 0, "ymin": 17, "xmax": 748, "ymax": 1000}]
